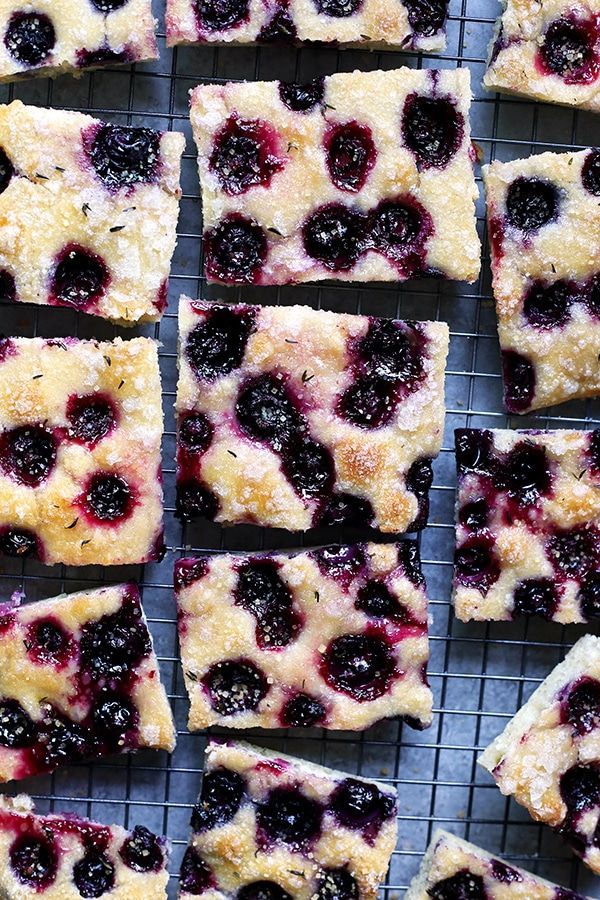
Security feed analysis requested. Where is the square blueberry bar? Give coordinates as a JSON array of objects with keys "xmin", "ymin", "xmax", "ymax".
[
  {"xmin": 167, "ymin": 0, "xmax": 449, "ymax": 50},
  {"xmin": 0, "ymin": 0, "xmax": 157, "ymax": 82},
  {"xmin": 0, "ymin": 583, "xmax": 175, "ymax": 783},
  {"xmin": 0, "ymin": 101, "xmax": 184, "ymax": 324},
  {"xmin": 0, "ymin": 794, "xmax": 169, "ymax": 897},
  {"xmin": 485, "ymin": 0, "xmax": 600, "ymax": 113},
  {"xmin": 480, "ymin": 634, "xmax": 600, "ymax": 876},
  {"xmin": 454, "ymin": 428, "xmax": 600, "ymax": 623},
  {"xmin": 0, "ymin": 335, "xmax": 164, "ymax": 566},
  {"xmin": 191, "ymin": 68, "xmax": 480, "ymax": 286},
  {"xmin": 484, "ymin": 148, "xmax": 600, "ymax": 413},
  {"xmin": 406, "ymin": 829, "xmax": 589, "ymax": 899},
  {"xmin": 176, "ymin": 297, "xmax": 448, "ymax": 533},
  {"xmin": 175, "ymin": 541, "xmax": 432, "ymax": 732},
  {"xmin": 179, "ymin": 740, "xmax": 397, "ymax": 900}
]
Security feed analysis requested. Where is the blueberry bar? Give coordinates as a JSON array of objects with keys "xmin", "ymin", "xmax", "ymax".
[
  {"xmin": 175, "ymin": 297, "xmax": 449, "ymax": 533},
  {"xmin": 175, "ymin": 541, "xmax": 432, "ymax": 732},
  {"xmin": 179, "ymin": 740, "xmax": 397, "ymax": 899},
  {"xmin": 0, "ymin": 100, "xmax": 184, "ymax": 323},
  {"xmin": 484, "ymin": 149, "xmax": 600, "ymax": 413},
  {"xmin": 0, "ymin": 0, "xmax": 157, "ymax": 82},
  {"xmin": 454, "ymin": 428, "xmax": 600, "ymax": 623},
  {"xmin": 0, "ymin": 583, "xmax": 175, "ymax": 783},
  {"xmin": 485, "ymin": 0, "xmax": 600, "ymax": 112},
  {"xmin": 480, "ymin": 634, "xmax": 600, "ymax": 876},
  {"xmin": 0, "ymin": 335, "xmax": 164, "ymax": 566},
  {"xmin": 0, "ymin": 793, "xmax": 168, "ymax": 897},
  {"xmin": 167, "ymin": 0, "xmax": 448, "ymax": 50},
  {"xmin": 191, "ymin": 68, "xmax": 480, "ymax": 286},
  {"xmin": 406, "ymin": 829, "xmax": 588, "ymax": 899}
]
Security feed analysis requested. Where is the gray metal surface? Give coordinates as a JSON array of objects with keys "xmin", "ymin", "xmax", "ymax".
[{"xmin": 2, "ymin": 0, "xmax": 600, "ymax": 895}]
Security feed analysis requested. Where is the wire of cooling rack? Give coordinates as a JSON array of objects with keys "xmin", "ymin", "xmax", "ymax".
[{"xmin": 2, "ymin": 1, "xmax": 600, "ymax": 896}]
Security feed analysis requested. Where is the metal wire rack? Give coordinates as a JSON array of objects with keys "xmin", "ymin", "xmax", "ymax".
[{"xmin": 2, "ymin": 0, "xmax": 600, "ymax": 895}]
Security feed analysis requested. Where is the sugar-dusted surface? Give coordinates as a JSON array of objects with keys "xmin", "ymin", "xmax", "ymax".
[
  {"xmin": 0, "ymin": 335, "xmax": 164, "ymax": 566},
  {"xmin": 0, "ymin": 101, "xmax": 184, "ymax": 324},
  {"xmin": 191, "ymin": 67, "xmax": 480, "ymax": 285}
]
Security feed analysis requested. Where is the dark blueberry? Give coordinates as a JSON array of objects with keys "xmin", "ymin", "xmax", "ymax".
[
  {"xmin": 203, "ymin": 659, "xmax": 269, "ymax": 715},
  {"xmin": 0, "ymin": 699, "xmax": 36, "ymax": 747},
  {"xmin": 280, "ymin": 693, "xmax": 326, "ymax": 727},
  {"xmin": 501, "ymin": 350, "xmax": 536, "ymax": 414},
  {"xmin": 90, "ymin": 0, "xmax": 130, "ymax": 9},
  {"xmin": 0, "ymin": 147, "xmax": 14, "ymax": 194},
  {"xmin": 235, "ymin": 559, "xmax": 301, "ymax": 649},
  {"xmin": 397, "ymin": 541, "xmax": 425, "ymax": 587},
  {"xmin": 281, "ymin": 437, "xmax": 335, "ymax": 500},
  {"xmin": 176, "ymin": 480, "xmax": 220, "ymax": 522},
  {"xmin": 210, "ymin": 117, "xmax": 283, "ymax": 195},
  {"xmin": 579, "ymin": 572, "xmax": 600, "ymax": 621},
  {"xmin": 186, "ymin": 305, "xmax": 254, "ymax": 381},
  {"xmin": 37, "ymin": 711, "xmax": 90, "ymax": 766},
  {"xmin": 4, "ymin": 12, "xmax": 55, "ymax": 66},
  {"xmin": 120, "ymin": 826, "xmax": 164, "ymax": 873},
  {"xmin": 204, "ymin": 214, "xmax": 267, "ymax": 284},
  {"xmin": 0, "ymin": 270, "xmax": 16, "ymax": 302},
  {"xmin": 459, "ymin": 498, "xmax": 488, "ymax": 530},
  {"xmin": 27, "ymin": 619, "xmax": 72, "ymax": 665},
  {"xmin": 560, "ymin": 765, "xmax": 600, "ymax": 814},
  {"xmin": 238, "ymin": 882, "xmax": 293, "ymax": 900},
  {"xmin": 76, "ymin": 46, "xmax": 132, "ymax": 67},
  {"xmin": 258, "ymin": 8, "xmax": 297, "ymax": 41},
  {"xmin": 455, "ymin": 431, "xmax": 494, "ymax": 475},
  {"xmin": 278, "ymin": 77, "xmax": 325, "ymax": 112},
  {"xmin": 320, "ymin": 633, "xmax": 395, "ymax": 701},
  {"xmin": 586, "ymin": 273, "xmax": 600, "ymax": 318},
  {"xmin": 547, "ymin": 525, "xmax": 599, "ymax": 578},
  {"xmin": 9, "ymin": 833, "xmax": 57, "ymax": 890},
  {"xmin": 236, "ymin": 373, "xmax": 302, "ymax": 449},
  {"xmin": 490, "ymin": 860, "xmax": 522, "ymax": 883},
  {"xmin": 191, "ymin": 768, "xmax": 245, "ymax": 831},
  {"xmin": 356, "ymin": 580, "xmax": 412, "ymax": 623},
  {"xmin": 311, "ymin": 0, "xmax": 361, "ymax": 17},
  {"xmin": 67, "ymin": 394, "xmax": 116, "ymax": 446},
  {"xmin": 555, "ymin": 891, "xmax": 587, "ymax": 900},
  {"xmin": 358, "ymin": 319, "xmax": 425, "ymax": 386},
  {"xmin": 49, "ymin": 244, "xmax": 109, "ymax": 310},
  {"xmin": 406, "ymin": 457, "xmax": 434, "ymax": 528},
  {"xmin": 312, "ymin": 544, "xmax": 366, "ymax": 589},
  {"xmin": 256, "ymin": 787, "xmax": 322, "ymax": 849},
  {"xmin": 92, "ymin": 693, "xmax": 138, "ymax": 746},
  {"xmin": 505, "ymin": 177, "xmax": 560, "ymax": 232},
  {"xmin": 402, "ymin": 94, "xmax": 463, "ymax": 169},
  {"xmin": 316, "ymin": 867, "xmax": 359, "ymax": 900},
  {"xmin": 302, "ymin": 204, "xmax": 365, "ymax": 271},
  {"xmin": 330, "ymin": 778, "xmax": 395, "ymax": 839},
  {"xmin": 324, "ymin": 121, "xmax": 376, "ymax": 192},
  {"xmin": 318, "ymin": 492, "xmax": 374, "ymax": 527},
  {"xmin": 83, "ymin": 473, "xmax": 133, "ymax": 522},
  {"xmin": 428, "ymin": 870, "xmax": 487, "ymax": 899},
  {"xmin": 336, "ymin": 376, "xmax": 396, "ymax": 429},
  {"xmin": 563, "ymin": 679, "xmax": 600, "ymax": 735},
  {"xmin": 86, "ymin": 124, "xmax": 160, "ymax": 190},
  {"xmin": 194, "ymin": 0, "xmax": 249, "ymax": 31},
  {"xmin": 522, "ymin": 280, "xmax": 574, "ymax": 329},
  {"xmin": 494, "ymin": 441, "xmax": 552, "ymax": 504},
  {"xmin": 179, "ymin": 412, "xmax": 214, "ymax": 453},
  {"xmin": 582, "ymin": 150, "xmax": 600, "ymax": 196},
  {"xmin": 73, "ymin": 850, "xmax": 115, "ymax": 898},
  {"xmin": 454, "ymin": 538, "xmax": 500, "ymax": 594},
  {"xmin": 174, "ymin": 558, "xmax": 209, "ymax": 590},
  {"xmin": 538, "ymin": 16, "xmax": 599, "ymax": 84},
  {"xmin": 0, "ymin": 425, "xmax": 56, "ymax": 487},
  {"xmin": 0, "ymin": 527, "xmax": 40, "ymax": 559},
  {"xmin": 404, "ymin": 0, "xmax": 447, "ymax": 35},
  {"xmin": 369, "ymin": 198, "xmax": 433, "ymax": 272},
  {"xmin": 80, "ymin": 599, "xmax": 150, "ymax": 680},
  {"xmin": 179, "ymin": 847, "xmax": 214, "ymax": 895},
  {"xmin": 513, "ymin": 578, "xmax": 559, "ymax": 619}
]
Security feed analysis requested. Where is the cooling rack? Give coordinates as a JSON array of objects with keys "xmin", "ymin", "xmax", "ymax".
[{"xmin": 2, "ymin": 0, "xmax": 600, "ymax": 895}]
